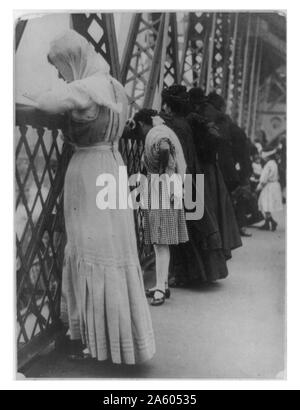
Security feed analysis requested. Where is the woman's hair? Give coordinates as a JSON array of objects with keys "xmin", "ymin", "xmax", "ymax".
[
  {"xmin": 250, "ymin": 143, "xmax": 259, "ymax": 157},
  {"xmin": 258, "ymin": 130, "xmax": 268, "ymax": 146},
  {"xmin": 207, "ymin": 91, "xmax": 226, "ymax": 112},
  {"xmin": 188, "ymin": 87, "xmax": 206, "ymax": 106},
  {"xmin": 161, "ymin": 85, "xmax": 189, "ymax": 115},
  {"xmin": 133, "ymin": 109, "xmax": 158, "ymax": 126},
  {"xmin": 124, "ymin": 109, "xmax": 159, "ymax": 140}
]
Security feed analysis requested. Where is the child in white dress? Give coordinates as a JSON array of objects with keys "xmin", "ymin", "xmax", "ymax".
[{"xmin": 257, "ymin": 149, "xmax": 283, "ymax": 231}]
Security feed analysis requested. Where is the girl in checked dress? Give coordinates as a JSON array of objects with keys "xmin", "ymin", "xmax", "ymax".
[{"xmin": 129, "ymin": 109, "xmax": 189, "ymax": 306}]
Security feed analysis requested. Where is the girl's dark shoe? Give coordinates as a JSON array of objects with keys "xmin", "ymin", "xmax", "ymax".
[
  {"xmin": 271, "ymin": 220, "xmax": 278, "ymax": 232},
  {"xmin": 259, "ymin": 220, "xmax": 270, "ymax": 231},
  {"xmin": 146, "ymin": 288, "xmax": 171, "ymax": 299},
  {"xmin": 150, "ymin": 290, "xmax": 166, "ymax": 306},
  {"xmin": 67, "ymin": 340, "xmax": 87, "ymax": 361}
]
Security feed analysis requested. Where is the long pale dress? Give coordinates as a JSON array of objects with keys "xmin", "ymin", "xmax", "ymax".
[
  {"xmin": 258, "ymin": 159, "xmax": 283, "ymax": 216},
  {"xmin": 50, "ymin": 80, "xmax": 155, "ymax": 364}
]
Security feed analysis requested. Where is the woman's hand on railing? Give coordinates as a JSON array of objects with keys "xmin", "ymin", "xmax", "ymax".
[
  {"xmin": 16, "ymin": 103, "xmax": 66, "ymax": 130},
  {"xmin": 22, "ymin": 92, "xmax": 39, "ymax": 103}
]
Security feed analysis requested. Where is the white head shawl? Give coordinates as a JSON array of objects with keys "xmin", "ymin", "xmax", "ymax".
[
  {"xmin": 144, "ymin": 122, "xmax": 187, "ymax": 208},
  {"xmin": 48, "ymin": 29, "xmax": 122, "ymax": 113},
  {"xmin": 145, "ymin": 122, "xmax": 187, "ymax": 179}
]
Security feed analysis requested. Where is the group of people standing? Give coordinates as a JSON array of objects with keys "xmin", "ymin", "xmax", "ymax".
[
  {"xmin": 31, "ymin": 30, "xmax": 284, "ymax": 366},
  {"xmin": 128, "ymin": 85, "xmax": 244, "ymax": 308}
]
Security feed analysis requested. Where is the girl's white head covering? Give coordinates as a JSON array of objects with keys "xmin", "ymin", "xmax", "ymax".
[
  {"xmin": 144, "ymin": 121, "xmax": 187, "ymax": 208},
  {"xmin": 145, "ymin": 122, "xmax": 187, "ymax": 180},
  {"xmin": 261, "ymin": 148, "xmax": 277, "ymax": 160},
  {"xmin": 48, "ymin": 29, "xmax": 122, "ymax": 113}
]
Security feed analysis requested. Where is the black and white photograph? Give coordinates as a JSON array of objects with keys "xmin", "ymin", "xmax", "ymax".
[{"xmin": 11, "ymin": 6, "xmax": 290, "ymax": 385}]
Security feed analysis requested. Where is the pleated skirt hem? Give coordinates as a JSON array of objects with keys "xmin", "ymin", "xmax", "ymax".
[{"xmin": 61, "ymin": 247, "xmax": 156, "ymax": 365}]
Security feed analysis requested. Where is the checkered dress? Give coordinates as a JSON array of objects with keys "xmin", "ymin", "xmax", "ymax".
[
  {"xmin": 143, "ymin": 188, "xmax": 189, "ymax": 245},
  {"xmin": 143, "ymin": 164, "xmax": 189, "ymax": 245}
]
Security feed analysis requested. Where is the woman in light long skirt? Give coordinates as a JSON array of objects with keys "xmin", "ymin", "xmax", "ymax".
[{"xmin": 31, "ymin": 30, "xmax": 155, "ymax": 364}]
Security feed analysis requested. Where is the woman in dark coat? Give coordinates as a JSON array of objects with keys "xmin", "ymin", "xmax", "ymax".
[
  {"xmin": 187, "ymin": 88, "xmax": 242, "ymax": 259},
  {"xmin": 206, "ymin": 91, "xmax": 260, "ymax": 236},
  {"xmin": 201, "ymin": 91, "xmax": 240, "ymax": 193},
  {"xmin": 160, "ymin": 85, "xmax": 229, "ymax": 285}
]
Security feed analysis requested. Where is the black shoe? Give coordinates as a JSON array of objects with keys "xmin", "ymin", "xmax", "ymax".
[
  {"xmin": 67, "ymin": 340, "xmax": 86, "ymax": 361},
  {"xmin": 271, "ymin": 220, "xmax": 278, "ymax": 232},
  {"xmin": 146, "ymin": 288, "xmax": 171, "ymax": 299},
  {"xmin": 259, "ymin": 221, "xmax": 270, "ymax": 231},
  {"xmin": 150, "ymin": 290, "xmax": 167, "ymax": 306}
]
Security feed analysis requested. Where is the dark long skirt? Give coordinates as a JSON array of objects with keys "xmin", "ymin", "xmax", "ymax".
[
  {"xmin": 161, "ymin": 114, "xmax": 231, "ymax": 284},
  {"xmin": 203, "ymin": 162, "xmax": 242, "ymax": 259}
]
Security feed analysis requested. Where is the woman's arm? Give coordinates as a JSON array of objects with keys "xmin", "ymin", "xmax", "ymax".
[
  {"xmin": 257, "ymin": 162, "xmax": 271, "ymax": 191},
  {"xmin": 36, "ymin": 83, "xmax": 92, "ymax": 114},
  {"xmin": 158, "ymin": 139, "xmax": 171, "ymax": 175}
]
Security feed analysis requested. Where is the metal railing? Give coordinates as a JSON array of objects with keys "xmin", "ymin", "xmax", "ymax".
[{"xmin": 16, "ymin": 104, "xmax": 73, "ymax": 368}]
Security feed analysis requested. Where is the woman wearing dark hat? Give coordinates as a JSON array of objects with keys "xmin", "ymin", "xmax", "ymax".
[
  {"xmin": 187, "ymin": 88, "xmax": 242, "ymax": 259},
  {"xmin": 160, "ymin": 85, "xmax": 229, "ymax": 285},
  {"xmin": 205, "ymin": 92, "xmax": 241, "ymax": 193},
  {"xmin": 205, "ymin": 92, "xmax": 255, "ymax": 237}
]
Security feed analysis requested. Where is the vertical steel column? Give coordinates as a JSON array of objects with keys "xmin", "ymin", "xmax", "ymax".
[
  {"xmin": 168, "ymin": 13, "xmax": 180, "ymax": 84},
  {"xmin": 206, "ymin": 13, "xmax": 217, "ymax": 95},
  {"xmin": 120, "ymin": 14, "xmax": 142, "ymax": 85},
  {"xmin": 159, "ymin": 14, "xmax": 171, "ymax": 92},
  {"xmin": 199, "ymin": 23, "xmax": 211, "ymax": 89},
  {"xmin": 130, "ymin": 48, "xmax": 141, "ymax": 105},
  {"xmin": 246, "ymin": 16, "xmax": 260, "ymax": 136},
  {"xmin": 179, "ymin": 13, "xmax": 191, "ymax": 84},
  {"xmin": 120, "ymin": 13, "xmax": 170, "ymax": 112},
  {"xmin": 143, "ymin": 14, "xmax": 166, "ymax": 107},
  {"xmin": 251, "ymin": 39, "xmax": 263, "ymax": 138},
  {"xmin": 179, "ymin": 13, "xmax": 213, "ymax": 89},
  {"xmin": 103, "ymin": 14, "xmax": 122, "ymax": 81},
  {"xmin": 226, "ymin": 13, "xmax": 239, "ymax": 115},
  {"xmin": 231, "ymin": 17, "xmax": 244, "ymax": 123},
  {"xmin": 238, "ymin": 15, "xmax": 252, "ymax": 127},
  {"xmin": 221, "ymin": 14, "xmax": 234, "ymax": 98}
]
